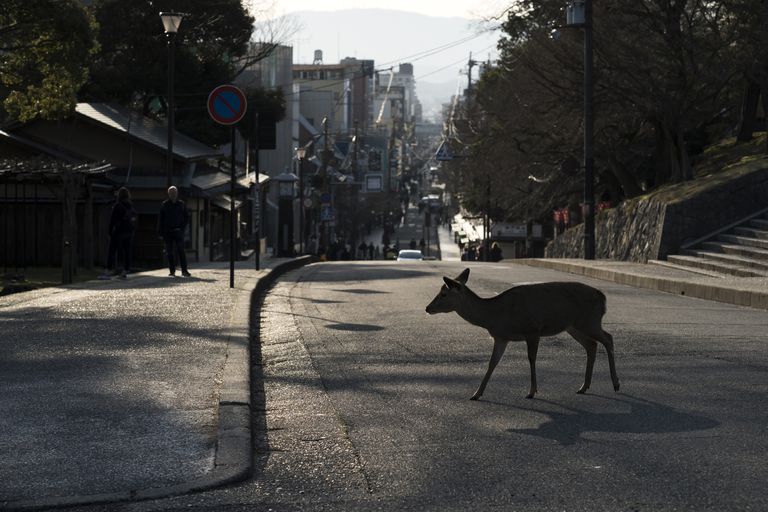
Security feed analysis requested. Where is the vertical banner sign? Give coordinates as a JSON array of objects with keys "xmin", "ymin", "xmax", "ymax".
[{"xmin": 207, "ymin": 85, "xmax": 247, "ymax": 288}]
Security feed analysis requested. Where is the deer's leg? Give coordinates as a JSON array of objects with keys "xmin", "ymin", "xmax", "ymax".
[
  {"xmin": 598, "ymin": 329, "xmax": 620, "ymax": 392},
  {"xmin": 470, "ymin": 338, "xmax": 508, "ymax": 400},
  {"xmin": 525, "ymin": 336, "xmax": 539, "ymax": 399},
  {"xmin": 568, "ymin": 328, "xmax": 597, "ymax": 394}
]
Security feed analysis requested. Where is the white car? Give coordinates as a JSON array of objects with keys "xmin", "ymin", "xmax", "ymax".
[{"xmin": 397, "ymin": 249, "xmax": 423, "ymax": 261}]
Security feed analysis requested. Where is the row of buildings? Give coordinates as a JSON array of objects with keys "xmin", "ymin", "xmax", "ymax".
[{"xmin": 0, "ymin": 44, "xmax": 434, "ymax": 278}]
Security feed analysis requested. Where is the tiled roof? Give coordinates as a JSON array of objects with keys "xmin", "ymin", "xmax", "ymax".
[{"xmin": 76, "ymin": 103, "xmax": 222, "ymax": 161}]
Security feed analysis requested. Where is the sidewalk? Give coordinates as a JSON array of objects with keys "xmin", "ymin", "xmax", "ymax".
[
  {"xmin": 516, "ymin": 258, "xmax": 768, "ymax": 311},
  {"xmin": 0, "ymin": 255, "xmax": 314, "ymax": 510}
]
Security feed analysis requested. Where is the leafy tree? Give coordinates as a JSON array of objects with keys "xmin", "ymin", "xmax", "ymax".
[
  {"xmin": 448, "ymin": 0, "xmax": 757, "ymax": 225},
  {"xmin": 237, "ymin": 87, "xmax": 287, "ymax": 147},
  {"xmin": 730, "ymin": 0, "xmax": 768, "ymax": 142},
  {"xmin": 0, "ymin": 0, "xmax": 98, "ymax": 122},
  {"xmin": 83, "ymin": 0, "xmax": 287, "ymax": 145}
]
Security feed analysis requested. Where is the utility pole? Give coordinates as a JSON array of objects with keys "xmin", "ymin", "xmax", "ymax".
[
  {"xmin": 467, "ymin": 52, "xmax": 477, "ymax": 108},
  {"xmin": 484, "ymin": 177, "xmax": 491, "ymax": 261},
  {"xmin": 353, "ymin": 121, "xmax": 359, "ymax": 181},
  {"xmin": 252, "ymin": 111, "xmax": 260, "ymax": 270},
  {"xmin": 321, "ymin": 117, "xmax": 330, "ymax": 250}
]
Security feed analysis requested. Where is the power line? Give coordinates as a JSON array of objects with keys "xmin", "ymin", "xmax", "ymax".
[
  {"xmin": 376, "ymin": 32, "xmax": 486, "ymax": 67},
  {"xmin": 415, "ymin": 43, "xmax": 497, "ymax": 81}
]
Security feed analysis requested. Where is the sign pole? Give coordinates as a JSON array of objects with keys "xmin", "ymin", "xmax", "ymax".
[
  {"xmin": 230, "ymin": 125, "xmax": 236, "ymax": 289},
  {"xmin": 206, "ymin": 84, "xmax": 247, "ymax": 288}
]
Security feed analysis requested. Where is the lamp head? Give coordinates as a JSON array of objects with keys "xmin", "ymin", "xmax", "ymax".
[{"xmin": 159, "ymin": 12, "xmax": 183, "ymax": 34}]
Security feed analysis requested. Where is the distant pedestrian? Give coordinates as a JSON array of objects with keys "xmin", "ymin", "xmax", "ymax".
[
  {"xmin": 158, "ymin": 186, "xmax": 191, "ymax": 277},
  {"xmin": 409, "ymin": 238, "xmax": 417, "ymax": 250},
  {"xmin": 374, "ymin": 245, "xmax": 380, "ymax": 260},
  {"xmin": 490, "ymin": 242, "xmax": 503, "ymax": 262},
  {"xmin": 104, "ymin": 187, "xmax": 137, "ymax": 279},
  {"xmin": 368, "ymin": 242, "xmax": 374, "ymax": 260},
  {"xmin": 419, "ymin": 238, "xmax": 425, "ymax": 254},
  {"xmin": 309, "ymin": 235, "xmax": 318, "ymax": 255}
]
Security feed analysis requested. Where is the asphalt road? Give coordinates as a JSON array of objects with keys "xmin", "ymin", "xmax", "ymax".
[{"xmin": 70, "ymin": 261, "xmax": 768, "ymax": 511}]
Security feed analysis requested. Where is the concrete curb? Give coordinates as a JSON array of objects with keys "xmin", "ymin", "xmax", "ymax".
[
  {"xmin": 516, "ymin": 258, "xmax": 768, "ymax": 311},
  {"xmin": 3, "ymin": 256, "xmax": 318, "ymax": 511}
]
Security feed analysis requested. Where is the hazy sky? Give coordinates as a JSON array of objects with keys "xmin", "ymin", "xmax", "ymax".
[
  {"xmin": 263, "ymin": 1, "xmax": 507, "ymax": 116},
  {"xmin": 272, "ymin": 0, "xmax": 510, "ymax": 20}
]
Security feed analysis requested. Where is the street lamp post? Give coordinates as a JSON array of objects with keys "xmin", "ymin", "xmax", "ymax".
[
  {"xmin": 160, "ymin": 12, "xmax": 183, "ymax": 189},
  {"xmin": 556, "ymin": 1, "xmax": 594, "ymax": 260},
  {"xmin": 581, "ymin": 0, "xmax": 595, "ymax": 260}
]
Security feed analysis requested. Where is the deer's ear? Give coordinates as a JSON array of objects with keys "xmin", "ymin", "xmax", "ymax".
[
  {"xmin": 456, "ymin": 268, "xmax": 470, "ymax": 284},
  {"xmin": 443, "ymin": 276, "xmax": 461, "ymax": 289}
]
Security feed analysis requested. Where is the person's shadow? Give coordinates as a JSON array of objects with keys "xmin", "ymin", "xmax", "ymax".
[{"xmin": 505, "ymin": 394, "xmax": 719, "ymax": 446}]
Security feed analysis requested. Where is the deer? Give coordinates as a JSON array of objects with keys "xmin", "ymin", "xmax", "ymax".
[{"xmin": 425, "ymin": 268, "xmax": 620, "ymax": 400}]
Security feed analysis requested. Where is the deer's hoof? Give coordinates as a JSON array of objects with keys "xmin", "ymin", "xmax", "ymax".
[
  {"xmin": 576, "ymin": 387, "xmax": 587, "ymax": 394},
  {"xmin": 525, "ymin": 393, "xmax": 535, "ymax": 399},
  {"xmin": 469, "ymin": 394, "xmax": 481, "ymax": 401},
  {"xmin": 614, "ymin": 382, "xmax": 621, "ymax": 392}
]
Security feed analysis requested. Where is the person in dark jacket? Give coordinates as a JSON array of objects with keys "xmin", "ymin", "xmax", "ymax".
[
  {"xmin": 490, "ymin": 241, "xmax": 503, "ymax": 262},
  {"xmin": 158, "ymin": 186, "xmax": 190, "ymax": 277},
  {"xmin": 105, "ymin": 187, "xmax": 136, "ymax": 279}
]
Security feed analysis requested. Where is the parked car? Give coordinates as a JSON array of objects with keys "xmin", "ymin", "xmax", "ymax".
[{"xmin": 396, "ymin": 249, "xmax": 423, "ymax": 261}]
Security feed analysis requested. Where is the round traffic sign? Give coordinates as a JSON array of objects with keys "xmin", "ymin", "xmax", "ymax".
[{"xmin": 207, "ymin": 85, "xmax": 247, "ymax": 125}]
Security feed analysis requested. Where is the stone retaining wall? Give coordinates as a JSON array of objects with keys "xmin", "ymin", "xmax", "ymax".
[{"xmin": 546, "ymin": 164, "xmax": 768, "ymax": 262}]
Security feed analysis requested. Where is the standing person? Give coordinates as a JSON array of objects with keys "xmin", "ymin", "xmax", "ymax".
[
  {"xmin": 158, "ymin": 186, "xmax": 191, "ymax": 277},
  {"xmin": 490, "ymin": 241, "xmax": 503, "ymax": 262},
  {"xmin": 104, "ymin": 187, "xmax": 137, "ymax": 279}
]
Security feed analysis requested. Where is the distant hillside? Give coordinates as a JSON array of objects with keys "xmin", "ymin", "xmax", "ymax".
[{"xmin": 283, "ymin": 8, "xmax": 499, "ymax": 116}]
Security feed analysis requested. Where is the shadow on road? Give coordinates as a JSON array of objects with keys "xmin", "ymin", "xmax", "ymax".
[
  {"xmin": 326, "ymin": 323, "xmax": 385, "ymax": 332},
  {"xmin": 503, "ymin": 394, "xmax": 720, "ymax": 446},
  {"xmin": 303, "ymin": 263, "xmax": 434, "ymax": 283},
  {"xmin": 331, "ymin": 288, "xmax": 390, "ymax": 295}
]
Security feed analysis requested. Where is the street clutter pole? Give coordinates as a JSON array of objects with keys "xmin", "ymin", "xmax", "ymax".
[
  {"xmin": 230, "ymin": 125, "xmax": 236, "ymax": 288},
  {"xmin": 583, "ymin": 0, "xmax": 595, "ymax": 260}
]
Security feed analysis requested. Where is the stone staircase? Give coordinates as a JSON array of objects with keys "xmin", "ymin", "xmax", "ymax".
[{"xmin": 650, "ymin": 209, "xmax": 768, "ymax": 277}]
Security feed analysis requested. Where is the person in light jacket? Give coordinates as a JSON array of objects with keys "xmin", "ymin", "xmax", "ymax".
[{"xmin": 158, "ymin": 186, "xmax": 190, "ymax": 277}]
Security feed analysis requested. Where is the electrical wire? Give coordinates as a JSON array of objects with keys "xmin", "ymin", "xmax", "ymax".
[
  {"xmin": 415, "ymin": 43, "xmax": 497, "ymax": 81},
  {"xmin": 375, "ymin": 32, "xmax": 487, "ymax": 67}
]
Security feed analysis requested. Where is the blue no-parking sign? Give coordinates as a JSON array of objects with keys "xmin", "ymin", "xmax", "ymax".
[{"xmin": 207, "ymin": 84, "xmax": 247, "ymax": 125}]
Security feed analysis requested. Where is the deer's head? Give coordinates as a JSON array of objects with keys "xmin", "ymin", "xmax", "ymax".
[{"xmin": 425, "ymin": 268, "xmax": 470, "ymax": 314}]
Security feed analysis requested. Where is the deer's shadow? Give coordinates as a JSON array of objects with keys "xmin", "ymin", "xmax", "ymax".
[{"xmin": 502, "ymin": 394, "xmax": 719, "ymax": 446}]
